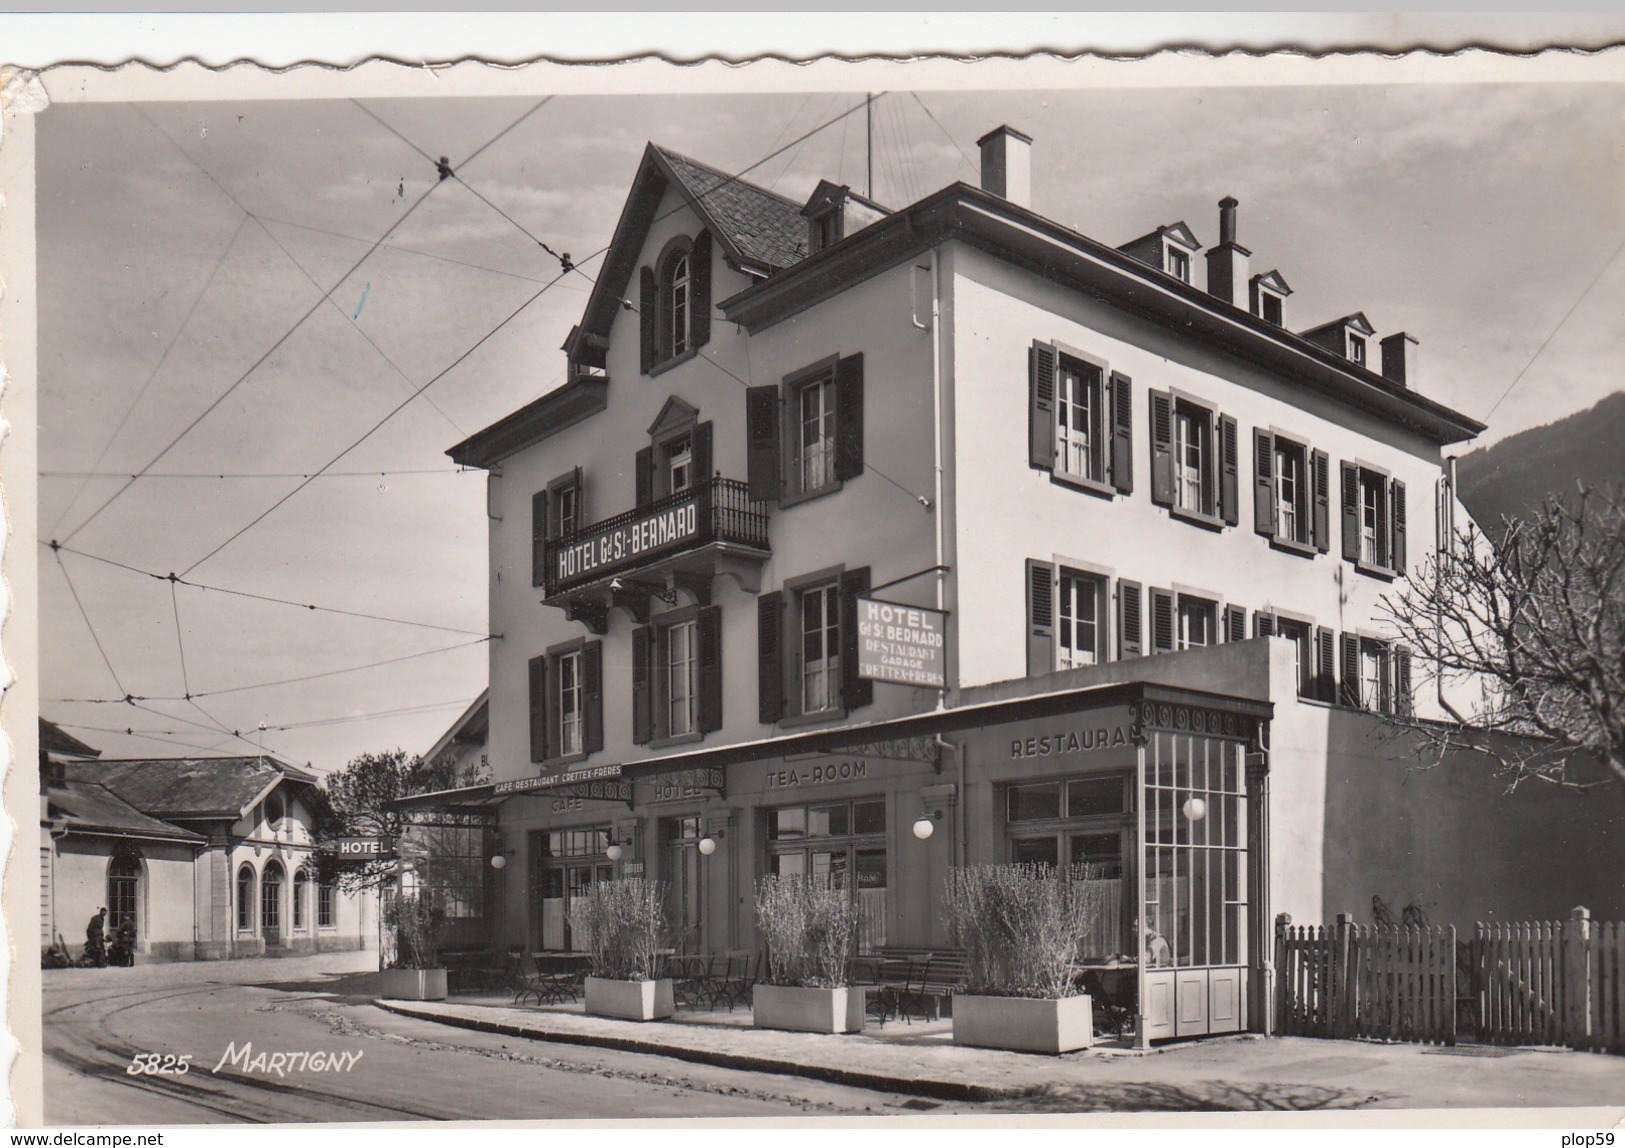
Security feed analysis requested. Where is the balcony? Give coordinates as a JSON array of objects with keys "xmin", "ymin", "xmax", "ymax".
[{"xmin": 540, "ymin": 477, "xmax": 771, "ymax": 629}]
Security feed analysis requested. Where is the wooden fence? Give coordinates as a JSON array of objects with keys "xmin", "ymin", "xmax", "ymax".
[
  {"xmin": 1275, "ymin": 914, "xmax": 1457, "ymax": 1045},
  {"xmin": 1476, "ymin": 909, "xmax": 1624, "ymax": 1053}
]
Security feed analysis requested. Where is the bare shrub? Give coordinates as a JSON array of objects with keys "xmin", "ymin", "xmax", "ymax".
[
  {"xmin": 942, "ymin": 863, "xmax": 1111, "ymax": 998},
  {"xmin": 754, "ymin": 874, "xmax": 855, "ymax": 988},
  {"xmin": 567, "ymin": 878, "xmax": 668, "ymax": 982},
  {"xmin": 383, "ymin": 892, "xmax": 449, "ymax": 970}
]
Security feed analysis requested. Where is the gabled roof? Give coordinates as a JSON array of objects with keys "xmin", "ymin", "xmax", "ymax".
[
  {"xmin": 40, "ymin": 718, "xmax": 100, "ymax": 760},
  {"xmin": 47, "ymin": 779, "xmax": 207, "ymax": 844},
  {"xmin": 656, "ymin": 147, "xmax": 808, "ymax": 272},
  {"xmin": 1120, "ymin": 220, "xmax": 1202, "ymax": 254},
  {"xmin": 424, "ymin": 690, "xmax": 489, "ymax": 763},
  {"xmin": 1251, "ymin": 268, "xmax": 1293, "ymax": 296},
  {"xmin": 69, "ymin": 755, "xmax": 317, "ymax": 822},
  {"xmin": 1302, "ymin": 311, "xmax": 1376, "ymax": 339}
]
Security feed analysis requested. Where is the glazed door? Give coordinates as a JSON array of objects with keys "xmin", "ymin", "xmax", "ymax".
[{"xmin": 663, "ymin": 816, "xmax": 704, "ymax": 953}]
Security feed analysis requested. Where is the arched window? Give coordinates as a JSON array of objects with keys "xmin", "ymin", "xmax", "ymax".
[
  {"xmin": 108, "ymin": 848, "xmax": 142, "ymax": 937},
  {"xmin": 638, "ymin": 232, "xmax": 711, "ymax": 375},
  {"xmin": 236, "ymin": 864, "xmax": 255, "ymax": 931},
  {"xmin": 265, "ymin": 792, "xmax": 284, "ymax": 829},
  {"xmin": 261, "ymin": 862, "xmax": 284, "ymax": 939},
  {"xmin": 293, "ymin": 868, "xmax": 310, "ymax": 931},
  {"xmin": 663, "ymin": 247, "xmax": 691, "ymax": 358}
]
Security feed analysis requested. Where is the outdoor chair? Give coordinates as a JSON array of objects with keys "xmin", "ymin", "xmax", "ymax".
[
  {"xmin": 672, "ymin": 954, "xmax": 720, "ymax": 1011},
  {"xmin": 712, "ymin": 951, "xmax": 760, "ymax": 1012}
]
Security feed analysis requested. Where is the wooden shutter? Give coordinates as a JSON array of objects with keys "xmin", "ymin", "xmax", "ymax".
[
  {"xmin": 696, "ymin": 605, "xmax": 723, "ymax": 732},
  {"xmin": 631, "ymin": 626, "xmax": 653, "ymax": 745},
  {"xmin": 1026, "ymin": 559, "xmax": 1055, "ymax": 675},
  {"xmin": 582, "ymin": 641, "xmax": 604, "ymax": 754},
  {"xmin": 1029, "ymin": 342, "xmax": 1056, "ymax": 469},
  {"xmin": 528, "ymin": 655, "xmax": 547, "ymax": 763},
  {"xmin": 1150, "ymin": 587, "xmax": 1175, "ymax": 654},
  {"xmin": 834, "ymin": 353, "xmax": 865, "ymax": 480},
  {"xmin": 758, "ymin": 591, "xmax": 785, "ymax": 724},
  {"xmin": 839, "ymin": 567, "xmax": 873, "ymax": 709},
  {"xmin": 1311, "ymin": 449, "xmax": 1330, "ymax": 553},
  {"xmin": 1253, "ymin": 429, "xmax": 1276, "ymax": 536},
  {"xmin": 1117, "ymin": 579, "xmax": 1142, "ymax": 659},
  {"xmin": 1391, "ymin": 479, "xmax": 1408, "ymax": 574},
  {"xmin": 531, "ymin": 490, "xmax": 548, "ymax": 589},
  {"xmin": 693, "ymin": 420, "xmax": 714, "ymax": 485},
  {"xmin": 1340, "ymin": 632, "xmax": 1361, "ymax": 707},
  {"xmin": 1254, "ymin": 611, "xmax": 1276, "ymax": 638},
  {"xmin": 638, "ymin": 266, "xmax": 656, "ymax": 375},
  {"xmin": 1340, "ymin": 461, "xmax": 1360, "ymax": 562},
  {"xmin": 1109, "ymin": 371, "xmax": 1133, "ymax": 493},
  {"xmin": 1149, "ymin": 389, "xmax": 1173, "ymax": 506},
  {"xmin": 690, "ymin": 230, "xmax": 712, "ymax": 349},
  {"xmin": 1220, "ymin": 414, "xmax": 1239, "ymax": 525},
  {"xmin": 1224, "ymin": 604, "xmax": 1247, "ymax": 643},
  {"xmin": 1395, "ymin": 646, "xmax": 1413, "ymax": 718},
  {"xmin": 1315, "ymin": 626, "xmax": 1335, "ymax": 703},
  {"xmin": 635, "ymin": 446, "xmax": 654, "ymax": 508},
  {"xmin": 745, "ymin": 385, "xmax": 781, "ymax": 502}
]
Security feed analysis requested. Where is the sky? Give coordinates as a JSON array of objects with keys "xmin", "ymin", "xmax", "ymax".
[{"xmin": 33, "ymin": 74, "xmax": 1625, "ymax": 777}]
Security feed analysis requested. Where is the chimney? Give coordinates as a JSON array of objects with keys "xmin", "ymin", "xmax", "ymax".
[
  {"xmin": 1381, "ymin": 332, "xmax": 1419, "ymax": 389},
  {"xmin": 1205, "ymin": 196, "xmax": 1250, "ymax": 308},
  {"xmin": 977, "ymin": 126, "xmax": 1032, "ymax": 208}
]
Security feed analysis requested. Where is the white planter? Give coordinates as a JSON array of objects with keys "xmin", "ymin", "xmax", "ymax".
[
  {"xmin": 752, "ymin": 983, "xmax": 867, "ymax": 1034},
  {"xmin": 584, "ymin": 976, "xmax": 674, "ymax": 1021},
  {"xmin": 375, "ymin": 968, "xmax": 448, "ymax": 1001},
  {"xmin": 952, "ymin": 992, "xmax": 1094, "ymax": 1054}
]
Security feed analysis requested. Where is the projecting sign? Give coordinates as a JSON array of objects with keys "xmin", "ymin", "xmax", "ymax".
[
  {"xmin": 856, "ymin": 597, "xmax": 947, "ymax": 688},
  {"xmin": 552, "ymin": 496, "xmax": 701, "ymax": 589},
  {"xmin": 321, "ymin": 837, "xmax": 394, "ymax": 857}
]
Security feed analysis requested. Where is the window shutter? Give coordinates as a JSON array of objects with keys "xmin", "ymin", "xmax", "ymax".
[
  {"xmin": 1253, "ymin": 429, "xmax": 1276, "ymax": 536},
  {"xmin": 1340, "ymin": 461, "xmax": 1360, "ymax": 562},
  {"xmin": 1395, "ymin": 646, "xmax": 1413, "ymax": 718},
  {"xmin": 1220, "ymin": 414, "xmax": 1239, "ymax": 526},
  {"xmin": 1026, "ymin": 559, "xmax": 1055, "ymax": 675},
  {"xmin": 1311, "ymin": 449, "xmax": 1330, "ymax": 553},
  {"xmin": 1029, "ymin": 342, "xmax": 1056, "ymax": 469},
  {"xmin": 1391, "ymin": 479, "xmax": 1408, "ymax": 574},
  {"xmin": 1254, "ymin": 611, "xmax": 1276, "ymax": 638},
  {"xmin": 1149, "ymin": 389, "xmax": 1174, "ymax": 506},
  {"xmin": 583, "ymin": 641, "xmax": 604, "ymax": 754},
  {"xmin": 758, "ymin": 591, "xmax": 785, "ymax": 724},
  {"xmin": 1109, "ymin": 371, "xmax": 1133, "ymax": 493},
  {"xmin": 631, "ymin": 626, "xmax": 653, "ymax": 745},
  {"xmin": 1224, "ymin": 604, "xmax": 1248, "ymax": 643},
  {"xmin": 834, "ymin": 353, "xmax": 865, "ymax": 480},
  {"xmin": 638, "ymin": 266, "xmax": 656, "ymax": 375},
  {"xmin": 1151, "ymin": 587, "xmax": 1175, "ymax": 654},
  {"xmin": 1340, "ymin": 632, "xmax": 1361, "ymax": 707},
  {"xmin": 746, "ymin": 385, "xmax": 781, "ymax": 503},
  {"xmin": 1315, "ymin": 626, "xmax": 1335, "ymax": 703},
  {"xmin": 839, "ymin": 567, "xmax": 873, "ymax": 709},
  {"xmin": 696, "ymin": 605, "xmax": 723, "ymax": 733},
  {"xmin": 532, "ymin": 490, "xmax": 548, "ymax": 588},
  {"xmin": 1117, "ymin": 579, "xmax": 1142, "ymax": 659},
  {"xmin": 635, "ymin": 446, "xmax": 654, "ymax": 508},
  {"xmin": 690, "ymin": 230, "xmax": 712, "ymax": 350},
  {"xmin": 693, "ymin": 420, "xmax": 714, "ymax": 484},
  {"xmin": 528, "ymin": 655, "xmax": 548, "ymax": 764}
]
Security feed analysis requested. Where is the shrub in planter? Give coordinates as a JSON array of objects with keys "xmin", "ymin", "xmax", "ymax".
[
  {"xmin": 568, "ymin": 878, "xmax": 673, "ymax": 1020},
  {"xmin": 941, "ymin": 863, "xmax": 1112, "ymax": 1053},
  {"xmin": 379, "ymin": 892, "xmax": 451, "ymax": 1001},
  {"xmin": 752, "ymin": 874, "xmax": 864, "ymax": 1033}
]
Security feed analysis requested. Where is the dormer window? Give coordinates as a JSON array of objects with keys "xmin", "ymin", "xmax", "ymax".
[
  {"xmin": 1166, "ymin": 245, "xmax": 1192, "ymax": 284},
  {"xmin": 1348, "ymin": 332, "xmax": 1367, "ymax": 366},
  {"xmin": 810, "ymin": 209, "xmax": 841, "ymax": 254},
  {"xmin": 1260, "ymin": 292, "xmax": 1283, "ymax": 326},
  {"xmin": 1249, "ymin": 270, "xmax": 1292, "ymax": 327}
]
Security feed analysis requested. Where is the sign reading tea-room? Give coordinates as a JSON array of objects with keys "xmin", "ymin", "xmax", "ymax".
[{"xmin": 856, "ymin": 597, "xmax": 946, "ymax": 688}]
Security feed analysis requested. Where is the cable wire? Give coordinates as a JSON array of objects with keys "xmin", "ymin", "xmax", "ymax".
[
  {"xmin": 910, "ymin": 92, "xmax": 979, "ymax": 176},
  {"xmin": 52, "ymin": 549, "xmax": 126, "ymax": 698},
  {"xmin": 43, "ymin": 467, "xmax": 471, "ymax": 480}
]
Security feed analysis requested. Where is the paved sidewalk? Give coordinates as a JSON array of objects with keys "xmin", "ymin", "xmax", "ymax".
[{"xmin": 377, "ymin": 994, "xmax": 1625, "ymax": 1111}]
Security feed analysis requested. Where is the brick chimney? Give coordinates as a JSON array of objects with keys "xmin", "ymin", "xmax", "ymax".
[
  {"xmin": 977, "ymin": 126, "xmax": 1032, "ymax": 208},
  {"xmin": 1381, "ymin": 332, "xmax": 1419, "ymax": 389},
  {"xmin": 1205, "ymin": 197, "xmax": 1250, "ymax": 308}
]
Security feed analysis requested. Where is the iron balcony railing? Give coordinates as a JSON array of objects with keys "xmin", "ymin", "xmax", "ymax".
[{"xmin": 540, "ymin": 477, "xmax": 770, "ymax": 597}]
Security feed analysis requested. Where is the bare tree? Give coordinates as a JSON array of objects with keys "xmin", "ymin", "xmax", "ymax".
[{"xmin": 1381, "ymin": 483, "xmax": 1624, "ymax": 797}]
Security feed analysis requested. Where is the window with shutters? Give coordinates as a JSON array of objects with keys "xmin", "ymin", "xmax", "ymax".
[
  {"xmin": 1342, "ymin": 462, "xmax": 1406, "ymax": 578},
  {"xmin": 667, "ymin": 250, "xmax": 690, "ymax": 358},
  {"xmin": 666, "ymin": 436, "xmax": 694, "ymax": 494},
  {"xmin": 534, "ymin": 641, "xmax": 603, "ymax": 765},
  {"xmin": 1030, "ymin": 343, "xmax": 1132, "ymax": 497},
  {"xmin": 546, "ymin": 468, "xmax": 583, "ymax": 542},
  {"xmin": 770, "ymin": 354, "xmax": 864, "ymax": 507},
  {"xmin": 1056, "ymin": 362, "xmax": 1104, "ymax": 485},
  {"xmin": 799, "ymin": 582, "xmax": 841, "ymax": 713},
  {"xmin": 557, "ymin": 650, "xmax": 584, "ymax": 756},
  {"xmin": 1275, "ymin": 440, "xmax": 1306, "ymax": 543},
  {"xmin": 1340, "ymin": 634, "xmax": 1411, "ymax": 714},
  {"xmin": 767, "ymin": 566, "xmax": 872, "ymax": 723},
  {"xmin": 1255, "ymin": 431, "xmax": 1326, "ymax": 554},
  {"xmin": 1057, "ymin": 570, "xmax": 1106, "ymax": 669},
  {"xmin": 1174, "ymin": 406, "xmax": 1207, "ymax": 514},
  {"xmin": 637, "ymin": 402, "xmax": 710, "ymax": 506},
  {"xmin": 797, "ymin": 374, "xmax": 838, "ymax": 494},
  {"xmin": 666, "ymin": 619, "xmax": 698, "ymax": 737},
  {"xmin": 1151, "ymin": 391, "xmax": 1235, "ymax": 527},
  {"xmin": 642, "ymin": 232, "xmax": 712, "ymax": 376},
  {"xmin": 639, "ymin": 606, "xmax": 722, "ymax": 745},
  {"xmin": 1177, "ymin": 596, "xmax": 1217, "ymax": 650},
  {"xmin": 1028, "ymin": 561, "xmax": 1136, "ymax": 673},
  {"xmin": 1271, "ymin": 615, "xmax": 1315, "ymax": 698}
]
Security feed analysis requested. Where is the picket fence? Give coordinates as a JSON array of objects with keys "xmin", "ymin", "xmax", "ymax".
[
  {"xmin": 1476, "ymin": 910, "xmax": 1623, "ymax": 1053},
  {"xmin": 1275, "ymin": 915, "xmax": 1457, "ymax": 1045}
]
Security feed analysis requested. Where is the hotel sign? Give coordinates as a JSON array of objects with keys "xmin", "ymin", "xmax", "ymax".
[
  {"xmin": 321, "ymin": 836, "xmax": 394, "ymax": 857},
  {"xmin": 553, "ymin": 496, "xmax": 701, "ymax": 589},
  {"xmin": 856, "ymin": 597, "xmax": 946, "ymax": 688},
  {"xmin": 643, "ymin": 766, "xmax": 726, "ymax": 804}
]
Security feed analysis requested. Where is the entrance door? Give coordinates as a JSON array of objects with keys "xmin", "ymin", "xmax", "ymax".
[
  {"xmin": 261, "ymin": 862, "xmax": 284, "ymax": 946},
  {"xmin": 538, "ymin": 861, "xmax": 614, "ymax": 951},
  {"xmin": 662, "ymin": 817, "xmax": 703, "ymax": 953},
  {"xmin": 765, "ymin": 799, "xmax": 888, "ymax": 952}
]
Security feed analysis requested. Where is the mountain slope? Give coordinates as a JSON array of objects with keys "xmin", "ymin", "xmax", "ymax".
[{"xmin": 1455, "ymin": 390, "xmax": 1625, "ymax": 530}]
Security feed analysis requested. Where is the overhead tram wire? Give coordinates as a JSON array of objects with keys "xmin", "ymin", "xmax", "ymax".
[
  {"xmin": 909, "ymin": 91, "xmax": 979, "ymax": 177},
  {"xmin": 51, "ymin": 549, "xmax": 127, "ymax": 699},
  {"xmin": 170, "ymin": 580, "xmax": 192, "ymax": 700},
  {"xmin": 42, "ymin": 467, "xmax": 472, "ymax": 480},
  {"xmin": 58, "ymin": 722, "xmax": 248, "ymax": 759},
  {"xmin": 173, "ymin": 98, "xmax": 881, "ymax": 580}
]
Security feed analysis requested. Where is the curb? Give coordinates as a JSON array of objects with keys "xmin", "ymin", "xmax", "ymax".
[{"xmin": 373, "ymin": 999, "xmax": 1032, "ymax": 1103}]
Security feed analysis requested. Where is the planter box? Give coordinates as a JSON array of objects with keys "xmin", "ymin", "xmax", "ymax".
[
  {"xmin": 752, "ymin": 983, "xmax": 867, "ymax": 1034},
  {"xmin": 375, "ymin": 968, "xmax": 448, "ymax": 1001},
  {"xmin": 585, "ymin": 976, "xmax": 674, "ymax": 1021},
  {"xmin": 952, "ymin": 992, "xmax": 1093, "ymax": 1054}
]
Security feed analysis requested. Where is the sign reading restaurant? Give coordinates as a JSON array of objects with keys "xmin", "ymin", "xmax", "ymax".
[
  {"xmin": 856, "ymin": 597, "xmax": 947, "ymax": 688},
  {"xmin": 553, "ymin": 496, "xmax": 700, "ymax": 589}
]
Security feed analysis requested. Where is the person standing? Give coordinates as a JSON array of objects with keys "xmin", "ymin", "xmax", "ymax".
[{"xmin": 83, "ymin": 908, "xmax": 108, "ymax": 967}]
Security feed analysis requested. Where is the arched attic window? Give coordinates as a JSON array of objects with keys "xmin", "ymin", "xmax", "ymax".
[{"xmin": 639, "ymin": 231, "xmax": 712, "ymax": 374}]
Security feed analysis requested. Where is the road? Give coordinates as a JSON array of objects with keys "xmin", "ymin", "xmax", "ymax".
[{"xmin": 40, "ymin": 951, "xmax": 939, "ymax": 1125}]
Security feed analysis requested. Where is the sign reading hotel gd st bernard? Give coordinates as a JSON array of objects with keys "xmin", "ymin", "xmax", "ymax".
[
  {"xmin": 856, "ymin": 597, "xmax": 946, "ymax": 688},
  {"xmin": 554, "ymin": 496, "xmax": 701, "ymax": 588}
]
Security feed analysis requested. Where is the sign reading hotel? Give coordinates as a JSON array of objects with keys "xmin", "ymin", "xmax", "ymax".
[
  {"xmin": 553, "ymin": 496, "xmax": 700, "ymax": 588},
  {"xmin": 856, "ymin": 597, "xmax": 947, "ymax": 688},
  {"xmin": 321, "ymin": 836, "xmax": 394, "ymax": 857}
]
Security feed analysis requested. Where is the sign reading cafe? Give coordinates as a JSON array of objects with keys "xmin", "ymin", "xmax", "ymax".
[
  {"xmin": 554, "ymin": 496, "xmax": 700, "ymax": 587},
  {"xmin": 856, "ymin": 597, "xmax": 947, "ymax": 688}
]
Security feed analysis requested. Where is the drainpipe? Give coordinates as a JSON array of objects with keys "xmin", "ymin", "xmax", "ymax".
[{"xmin": 1435, "ymin": 456, "xmax": 1468, "ymax": 724}]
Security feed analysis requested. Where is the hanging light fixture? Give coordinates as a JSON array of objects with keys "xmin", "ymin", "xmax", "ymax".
[
  {"xmin": 489, "ymin": 849, "xmax": 515, "ymax": 870},
  {"xmin": 1182, "ymin": 796, "xmax": 1208, "ymax": 822},
  {"xmin": 697, "ymin": 835, "xmax": 717, "ymax": 856},
  {"xmin": 912, "ymin": 810, "xmax": 939, "ymax": 840},
  {"xmin": 605, "ymin": 842, "xmax": 624, "ymax": 862}
]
